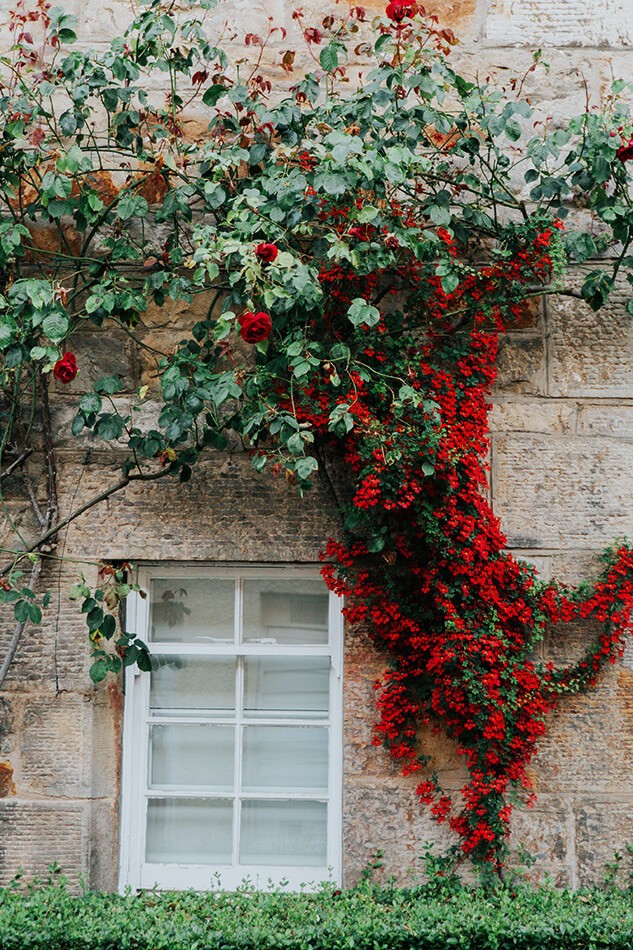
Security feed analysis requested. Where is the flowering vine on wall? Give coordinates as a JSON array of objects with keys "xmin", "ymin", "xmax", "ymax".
[{"xmin": 1, "ymin": 0, "xmax": 633, "ymax": 871}]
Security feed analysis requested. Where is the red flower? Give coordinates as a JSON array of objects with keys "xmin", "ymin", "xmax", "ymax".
[
  {"xmin": 616, "ymin": 137, "xmax": 633, "ymax": 162},
  {"xmin": 385, "ymin": 0, "xmax": 417, "ymax": 22},
  {"xmin": 385, "ymin": 234, "xmax": 400, "ymax": 249},
  {"xmin": 238, "ymin": 310, "xmax": 272, "ymax": 343},
  {"xmin": 254, "ymin": 242, "xmax": 279, "ymax": 263},
  {"xmin": 191, "ymin": 69, "xmax": 208, "ymax": 85},
  {"xmin": 53, "ymin": 352, "xmax": 78, "ymax": 383}
]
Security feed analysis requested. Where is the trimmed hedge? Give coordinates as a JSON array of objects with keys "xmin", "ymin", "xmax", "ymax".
[{"xmin": 1, "ymin": 883, "xmax": 633, "ymax": 949}]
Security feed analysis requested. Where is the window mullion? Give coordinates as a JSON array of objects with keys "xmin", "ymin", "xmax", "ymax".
[{"xmin": 233, "ymin": 578, "xmax": 244, "ymax": 867}]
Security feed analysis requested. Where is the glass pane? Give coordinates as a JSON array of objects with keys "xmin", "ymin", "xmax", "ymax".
[
  {"xmin": 240, "ymin": 800, "xmax": 327, "ymax": 866},
  {"xmin": 149, "ymin": 724, "xmax": 234, "ymax": 791},
  {"xmin": 150, "ymin": 656, "xmax": 235, "ymax": 719},
  {"xmin": 243, "ymin": 657, "xmax": 330, "ymax": 720},
  {"xmin": 150, "ymin": 578, "xmax": 235, "ymax": 643},
  {"xmin": 242, "ymin": 727, "xmax": 328, "ymax": 793},
  {"xmin": 146, "ymin": 798, "xmax": 233, "ymax": 864},
  {"xmin": 242, "ymin": 579, "xmax": 329, "ymax": 644}
]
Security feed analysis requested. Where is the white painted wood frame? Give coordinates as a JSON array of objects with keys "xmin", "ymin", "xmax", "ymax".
[{"xmin": 119, "ymin": 564, "xmax": 344, "ymax": 892}]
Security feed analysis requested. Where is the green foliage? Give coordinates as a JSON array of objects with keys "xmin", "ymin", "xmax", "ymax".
[{"xmin": 2, "ymin": 881, "xmax": 633, "ymax": 949}]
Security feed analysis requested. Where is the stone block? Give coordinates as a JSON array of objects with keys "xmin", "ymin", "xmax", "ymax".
[
  {"xmin": 343, "ymin": 778, "xmax": 455, "ymax": 886},
  {"xmin": 489, "ymin": 399, "xmax": 576, "ymax": 434},
  {"xmin": 532, "ymin": 666, "xmax": 633, "ymax": 796},
  {"xmin": 0, "ymin": 563, "xmax": 97, "ymax": 692},
  {"xmin": 492, "ymin": 434, "xmax": 633, "ymax": 548},
  {"xmin": 576, "ymin": 405, "xmax": 633, "ymax": 439},
  {"xmin": 0, "ymin": 800, "xmax": 87, "ymax": 887},
  {"xmin": 0, "ymin": 698, "xmax": 14, "ymax": 757},
  {"xmin": 88, "ymin": 798, "xmax": 119, "ymax": 891},
  {"xmin": 62, "ymin": 454, "xmax": 343, "ymax": 563},
  {"xmin": 483, "ymin": 0, "xmax": 633, "ymax": 49},
  {"xmin": 494, "ymin": 335, "xmax": 547, "ymax": 395},
  {"xmin": 19, "ymin": 695, "xmax": 90, "ymax": 796},
  {"xmin": 49, "ymin": 396, "xmax": 132, "ymax": 451},
  {"xmin": 54, "ymin": 331, "xmax": 136, "ymax": 396},
  {"xmin": 575, "ymin": 799, "xmax": 633, "ymax": 887},
  {"xmin": 509, "ymin": 795, "xmax": 573, "ymax": 886},
  {"xmin": 547, "ymin": 289, "xmax": 633, "ymax": 398}
]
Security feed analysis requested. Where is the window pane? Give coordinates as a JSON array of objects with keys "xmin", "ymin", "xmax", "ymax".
[
  {"xmin": 146, "ymin": 798, "xmax": 233, "ymax": 864},
  {"xmin": 240, "ymin": 800, "xmax": 327, "ymax": 866},
  {"xmin": 150, "ymin": 724, "xmax": 234, "ymax": 792},
  {"xmin": 150, "ymin": 656, "xmax": 235, "ymax": 719},
  {"xmin": 242, "ymin": 580, "xmax": 329, "ymax": 644},
  {"xmin": 242, "ymin": 726, "xmax": 328, "ymax": 793},
  {"xmin": 150, "ymin": 578, "xmax": 235, "ymax": 643},
  {"xmin": 243, "ymin": 657, "xmax": 330, "ymax": 720}
]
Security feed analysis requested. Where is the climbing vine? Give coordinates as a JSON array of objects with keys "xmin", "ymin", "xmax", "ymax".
[{"xmin": 1, "ymin": 0, "xmax": 633, "ymax": 869}]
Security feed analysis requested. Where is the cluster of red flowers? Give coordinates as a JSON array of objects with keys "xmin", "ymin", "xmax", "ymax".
[{"xmin": 297, "ymin": 220, "xmax": 633, "ymax": 867}]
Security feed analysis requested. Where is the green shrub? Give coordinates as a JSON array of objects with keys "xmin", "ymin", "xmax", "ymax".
[{"xmin": 1, "ymin": 882, "xmax": 633, "ymax": 949}]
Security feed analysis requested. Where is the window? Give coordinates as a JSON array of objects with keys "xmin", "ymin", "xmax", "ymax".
[{"xmin": 119, "ymin": 567, "xmax": 343, "ymax": 891}]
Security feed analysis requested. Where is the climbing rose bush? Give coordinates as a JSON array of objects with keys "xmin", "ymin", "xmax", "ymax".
[{"xmin": 1, "ymin": 0, "xmax": 633, "ymax": 871}]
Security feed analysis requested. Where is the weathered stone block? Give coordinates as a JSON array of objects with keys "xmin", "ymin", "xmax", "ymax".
[
  {"xmin": 55, "ymin": 331, "xmax": 136, "ymax": 396},
  {"xmin": 494, "ymin": 335, "xmax": 547, "ymax": 395},
  {"xmin": 492, "ymin": 434, "xmax": 633, "ymax": 548},
  {"xmin": 509, "ymin": 795, "xmax": 573, "ymax": 887},
  {"xmin": 489, "ymin": 399, "xmax": 576, "ymax": 434},
  {"xmin": 484, "ymin": 0, "xmax": 633, "ymax": 49},
  {"xmin": 0, "ymin": 801, "xmax": 87, "ymax": 887},
  {"xmin": 576, "ymin": 405, "xmax": 633, "ymax": 439},
  {"xmin": 0, "ymin": 698, "xmax": 14, "ymax": 757},
  {"xmin": 343, "ymin": 778, "xmax": 455, "ymax": 886},
  {"xmin": 19, "ymin": 695, "xmax": 90, "ymax": 796},
  {"xmin": 547, "ymin": 290, "xmax": 633, "ymax": 398},
  {"xmin": 62, "ymin": 454, "xmax": 343, "ymax": 563},
  {"xmin": 575, "ymin": 799, "xmax": 633, "ymax": 887},
  {"xmin": 532, "ymin": 666, "xmax": 633, "ymax": 796}
]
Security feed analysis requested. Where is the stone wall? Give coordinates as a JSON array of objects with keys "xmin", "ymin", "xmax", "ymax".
[{"xmin": 0, "ymin": 0, "xmax": 632, "ymax": 891}]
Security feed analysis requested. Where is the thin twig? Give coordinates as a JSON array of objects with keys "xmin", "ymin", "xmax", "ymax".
[{"xmin": 0, "ymin": 449, "xmax": 32, "ymax": 483}]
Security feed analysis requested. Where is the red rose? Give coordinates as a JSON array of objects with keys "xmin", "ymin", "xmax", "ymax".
[
  {"xmin": 238, "ymin": 310, "xmax": 272, "ymax": 343},
  {"xmin": 616, "ymin": 138, "xmax": 633, "ymax": 162},
  {"xmin": 53, "ymin": 352, "xmax": 78, "ymax": 383},
  {"xmin": 254, "ymin": 242, "xmax": 279, "ymax": 263},
  {"xmin": 386, "ymin": 0, "xmax": 417, "ymax": 21},
  {"xmin": 385, "ymin": 234, "xmax": 400, "ymax": 249},
  {"xmin": 191, "ymin": 69, "xmax": 209, "ymax": 85}
]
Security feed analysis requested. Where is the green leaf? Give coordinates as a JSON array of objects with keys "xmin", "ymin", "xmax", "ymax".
[
  {"xmin": 42, "ymin": 312, "xmax": 69, "ymax": 342},
  {"xmin": 319, "ymin": 44, "xmax": 339, "ymax": 72},
  {"xmin": 101, "ymin": 614, "xmax": 117, "ymax": 639},
  {"xmin": 295, "ymin": 456, "xmax": 319, "ymax": 481},
  {"xmin": 347, "ymin": 297, "xmax": 381, "ymax": 327},
  {"xmin": 13, "ymin": 600, "xmax": 29, "ymax": 623},
  {"xmin": 79, "ymin": 393, "xmax": 103, "ymax": 415},
  {"xmin": 202, "ymin": 84, "xmax": 226, "ymax": 107},
  {"xmin": 89, "ymin": 658, "xmax": 109, "ymax": 683},
  {"xmin": 95, "ymin": 414, "xmax": 125, "ymax": 440},
  {"xmin": 71, "ymin": 414, "xmax": 85, "ymax": 436},
  {"xmin": 94, "ymin": 375, "xmax": 124, "ymax": 394}
]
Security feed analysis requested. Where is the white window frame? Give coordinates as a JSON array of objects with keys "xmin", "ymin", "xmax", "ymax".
[{"xmin": 118, "ymin": 564, "xmax": 344, "ymax": 892}]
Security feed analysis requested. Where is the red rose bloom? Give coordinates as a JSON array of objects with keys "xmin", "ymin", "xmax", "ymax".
[
  {"xmin": 254, "ymin": 242, "xmax": 279, "ymax": 263},
  {"xmin": 53, "ymin": 351, "xmax": 78, "ymax": 383},
  {"xmin": 616, "ymin": 138, "xmax": 633, "ymax": 162},
  {"xmin": 386, "ymin": 0, "xmax": 417, "ymax": 21},
  {"xmin": 238, "ymin": 310, "xmax": 272, "ymax": 344}
]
